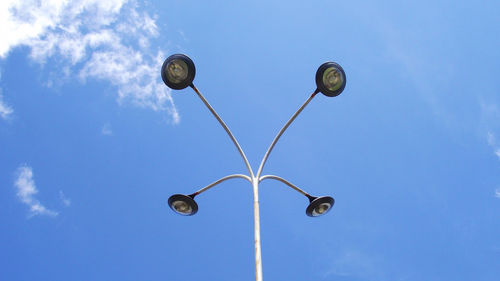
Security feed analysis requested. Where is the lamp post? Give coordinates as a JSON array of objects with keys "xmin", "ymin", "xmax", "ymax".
[{"xmin": 162, "ymin": 54, "xmax": 346, "ymax": 281}]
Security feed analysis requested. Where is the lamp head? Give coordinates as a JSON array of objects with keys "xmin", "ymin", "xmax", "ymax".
[
  {"xmin": 168, "ymin": 194, "xmax": 198, "ymax": 216},
  {"xmin": 161, "ymin": 54, "xmax": 196, "ymax": 90},
  {"xmin": 306, "ymin": 196, "xmax": 334, "ymax": 217},
  {"xmin": 315, "ymin": 62, "xmax": 346, "ymax": 97}
]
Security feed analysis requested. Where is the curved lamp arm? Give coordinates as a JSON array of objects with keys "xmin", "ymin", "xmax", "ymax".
[
  {"xmin": 256, "ymin": 90, "xmax": 319, "ymax": 178},
  {"xmin": 191, "ymin": 174, "xmax": 252, "ymax": 197},
  {"xmin": 190, "ymin": 84, "xmax": 255, "ymax": 178},
  {"xmin": 259, "ymin": 175, "xmax": 311, "ymax": 198}
]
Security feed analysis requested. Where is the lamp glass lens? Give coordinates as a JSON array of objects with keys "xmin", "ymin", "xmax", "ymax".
[
  {"xmin": 166, "ymin": 59, "xmax": 189, "ymax": 84},
  {"xmin": 172, "ymin": 200, "xmax": 192, "ymax": 214},
  {"xmin": 322, "ymin": 67, "xmax": 344, "ymax": 92},
  {"xmin": 312, "ymin": 202, "xmax": 331, "ymax": 216}
]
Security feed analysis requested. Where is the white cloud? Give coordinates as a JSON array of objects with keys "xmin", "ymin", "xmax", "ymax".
[
  {"xmin": 101, "ymin": 122, "xmax": 113, "ymax": 135},
  {"xmin": 0, "ymin": 91, "xmax": 13, "ymax": 119},
  {"xmin": 485, "ymin": 133, "xmax": 500, "ymax": 198},
  {"xmin": 485, "ymin": 132, "xmax": 500, "ymax": 160},
  {"xmin": 324, "ymin": 250, "xmax": 386, "ymax": 280},
  {"xmin": 487, "ymin": 132, "xmax": 495, "ymax": 147},
  {"xmin": 59, "ymin": 190, "xmax": 71, "ymax": 207},
  {"xmin": 14, "ymin": 165, "xmax": 58, "ymax": 217},
  {"xmin": 0, "ymin": 0, "xmax": 179, "ymax": 123}
]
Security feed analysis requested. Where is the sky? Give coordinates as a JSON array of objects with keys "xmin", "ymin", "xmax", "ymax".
[{"xmin": 1, "ymin": 0, "xmax": 499, "ymax": 280}]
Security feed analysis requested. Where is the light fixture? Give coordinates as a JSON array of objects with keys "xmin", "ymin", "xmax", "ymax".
[
  {"xmin": 306, "ymin": 196, "xmax": 335, "ymax": 217},
  {"xmin": 315, "ymin": 62, "xmax": 346, "ymax": 97},
  {"xmin": 168, "ymin": 194, "xmax": 198, "ymax": 216},
  {"xmin": 161, "ymin": 54, "xmax": 196, "ymax": 90}
]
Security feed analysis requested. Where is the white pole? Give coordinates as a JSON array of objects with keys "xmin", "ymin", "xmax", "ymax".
[
  {"xmin": 189, "ymin": 85, "xmax": 318, "ymax": 281},
  {"xmin": 252, "ymin": 177, "xmax": 263, "ymax": 281}
]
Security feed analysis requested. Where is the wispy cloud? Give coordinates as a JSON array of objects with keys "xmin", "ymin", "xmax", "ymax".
[
  {"xmin": 0, "ymin": 0, "xmax": 179, "ymax": 123},
  {"xmin": 484, "ymin": 132, "xmax": 500, "ymax": 198},
  {"xmin": 0, "ymin": 91, "xmax": 13, "ymax": 119},
  {"xmin": 486, "ymin": 131, "xmax": 500, "ymax": 161},
  {"xmin": 59, "ymin": 190, "xmax": 71, "ymax": 207},
  {"xmin": 14, "ymin": 165, "xmax": 58, "ymax": 217},
  {"xmin": 487, "ymin": 132, "xmax": 496, "ymax": 147},
  {"xmin": 481, "ymin": 100, "xmax": 500, "ymax": 151},
  {"xmin": 101, "ymin": 122, "xmax": 113, "ymax": 136},
  {"xmin": 324, "ymin": 250, "xmax": 386, "ymax": 280}
]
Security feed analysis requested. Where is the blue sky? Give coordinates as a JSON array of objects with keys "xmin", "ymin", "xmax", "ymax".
[{"xmin": 1, "ymin": 0, "xmax": 499, "ymax": 280}]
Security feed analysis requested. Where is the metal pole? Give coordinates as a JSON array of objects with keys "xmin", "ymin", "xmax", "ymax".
[
  {"xmin": 190, "ymin": 174, "xmax": 252, "ymax": 197},
  {"xmin": 190, "ymin": 84, "xmax": 255, "ymax": 178},
  {"xmin": 188, "ymin": 85, "xmax": 319, "ymax": 281},
  {"xmin": 252, "ymin": 177, "xmax": 263, "ymax": 281},
  {"xmin": 259, "ymin": 175, "xmax": 311, "ymax": 197},
  {"xmin": 256, "ymin": 90, "xmax": 318, "ymax": 179},
  {"xmin": 189, "ymin": 84, "xmax": 263, "ymax": 280}
]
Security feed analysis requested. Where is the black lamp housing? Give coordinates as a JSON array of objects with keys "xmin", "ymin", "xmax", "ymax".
[
  {"xmin": 315, "ymin": 62, "xmax": 346, "ymax": 97},
  {"xmin": 168, "ymin": 194, "xmax": 198, "ymax": 216},
  {"xmin": 161, "ymin": 54, "xmax": 196, "ymax": 90},
  {"xmin": 306, "ymin": 195, "xmax": 334, "ymax": 217}
]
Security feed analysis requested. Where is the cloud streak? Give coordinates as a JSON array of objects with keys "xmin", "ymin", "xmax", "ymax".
[
  {"xmin": 484, "ymin": 132, "xmax": 500, "ymax": 198},
  {"xmin": 0, "ymin": 0, "xmax": 179, "ymax": 122},
  {"xmin": 14, "ymin": 165, "xmax": 58, "ymax": 217},
  {"xmin": 0, "ymin": 91, "xmax": 13, "ymax": 119},
  {"xmin": 101, "ymin": 122, "xmax": 113, "ymax": 136},
  {"xmin": 486, "ymin": 132, "xmax": 500, "ymax": 160},
  {"xmin": 324, "ymin": 250, "xmax": 386, "ymax": 281},
  {"xmin": 59, "ymin": 190, "xmax": 71, "ymax": 207}
]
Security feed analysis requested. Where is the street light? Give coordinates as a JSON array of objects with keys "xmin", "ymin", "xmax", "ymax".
[
  {"xmin": 316, "ymin": 62, "xmax": 346, "ymax": 97},
  {"xmin": 167, "ymin": 194, "xmax": 198, "ymax": 216},
  {"xmin": 162, "ymin": 54, "xmax": 346, "ymax": 281}
]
